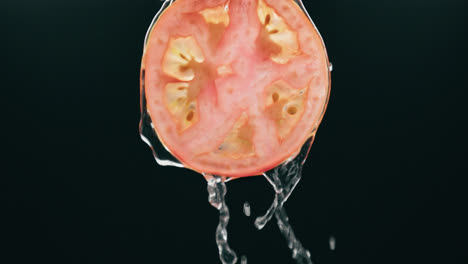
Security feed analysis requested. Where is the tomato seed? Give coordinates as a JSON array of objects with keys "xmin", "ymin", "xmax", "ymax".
[
  {"xmin": 272, "ymin": 92, "xmax": 279, "ymax": 102},
  {"xmin": 264, "ymin": 14, "xmax": 271, "ymax": 25},
  {"xmin": 287, "ymin": 106, "xmax": 297, "ymax": 115},
  {"xmin": 186, "ymin": 111, "xmax": 194, "ymax": 121}
]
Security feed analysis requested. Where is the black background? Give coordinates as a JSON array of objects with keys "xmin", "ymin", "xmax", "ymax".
[{"xmin": 3, "ymin": 0, "xmax": 467, "ymax": 263}]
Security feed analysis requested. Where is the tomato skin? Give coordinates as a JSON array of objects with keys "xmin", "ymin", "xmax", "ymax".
[{"xmin": 141, "ymin": 0, "xmax": 330, "ymax": 178}]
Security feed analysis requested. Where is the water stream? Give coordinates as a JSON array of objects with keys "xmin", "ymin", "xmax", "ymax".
[
  {"xmin": 254, "ymin": 136, "xmax": 314, "ymax": 264},
  {"xmin": 205, "ymin": 136, "xmax": 315, "ymax": 264},
  {"xmin": 207, "ymin": 176, "xmax": 238, "ymax": 264}
]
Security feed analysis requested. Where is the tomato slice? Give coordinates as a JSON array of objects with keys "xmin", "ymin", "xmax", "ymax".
[{"xmin": 141, "ymin": 0, "xmax": 330, "ymax": 177}]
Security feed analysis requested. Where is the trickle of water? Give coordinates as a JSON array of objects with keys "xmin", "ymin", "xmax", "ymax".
[
  {"xmin": 254, "ymin": 136, "xmax": 315, "ymax": 264},
  {"xmin": 240, "ymin": 255, "xmax": 248, "ymax": 264},
  {"xmin": 328, "ymin": 62, "xmax": 333, "ymax": 72},
  {"xmin": 329, "ymin": 236, "xmax": 336, "ymax": 251},
  {"xmin": 254, "ymin": 195, "xmax": 278, "ymax": 230},
  {"xmin": 140, "ymin": 0, "xmax": 185, "ymax": 169},
  {"xmin": 243, "ymin": 202, "xmax": 251, "ymax": 217},
  {"xmin": 207, "ymin": 176, "xmax": 238, "ymax": 264}
]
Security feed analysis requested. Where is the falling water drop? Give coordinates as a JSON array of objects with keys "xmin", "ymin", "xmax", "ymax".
[
  {"xmin": 329, "ymin": 236, "xmax": 336, "ymax": 251},
  {"xmin": 328, "ymin": 62, "xmax": 333, "ymax": 72},
  {"xmin": 243, "ymin": 202, "xmax": 251, "ymax": 217},
  {"xmin": 241, "ymin": 255, "xmax": 248, "ymax": 264}
]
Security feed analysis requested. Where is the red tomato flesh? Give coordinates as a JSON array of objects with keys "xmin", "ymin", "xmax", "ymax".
[{"xmin": 141, "ymin": 0, "xmax": 330, "ymax": 177}]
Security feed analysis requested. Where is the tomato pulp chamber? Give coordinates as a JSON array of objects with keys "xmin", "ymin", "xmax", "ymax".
[{"xmin": 140, "ymin": 0, "xmax": 331, "ymax": 178}]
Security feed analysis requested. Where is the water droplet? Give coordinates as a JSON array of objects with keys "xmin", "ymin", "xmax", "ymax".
[
  {"xmin": 328, "ymin": 62, "xmax": 333, "ymax": 72},
  {"xmin": 243, "ymin": 202, "xmax": 251, "ymax": 217},
  {"xmin": 329, "ymin": 236, "xmax": 336, "ymax": 250},
  {"xmin": 240, "ymin": 255, "xmax": 248, "ymax": 264}
]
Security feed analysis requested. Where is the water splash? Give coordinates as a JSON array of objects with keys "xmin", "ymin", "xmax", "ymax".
[
  {"xmin": 207, "ymin": 176, "xmax": 238, "ymax": 264},
  {"xmin": 141, "ymin": 1, "xmax": 328, "ymax": 263},
  {"xmin": 206, "ymin": 137, "xmax": 314, "ymax": 264},
  {"xmin": 140, "ymin": 0, "xmax": 184, "ymax": 169},
  {"xmin": 254, "ymin": 136, "xmax": 314, "ymax": 264}
]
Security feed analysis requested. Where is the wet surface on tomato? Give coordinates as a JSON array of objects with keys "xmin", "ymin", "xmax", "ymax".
[{"xmin": 142, "ymin": 0, "xmax": 329, "ymax": 177}]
